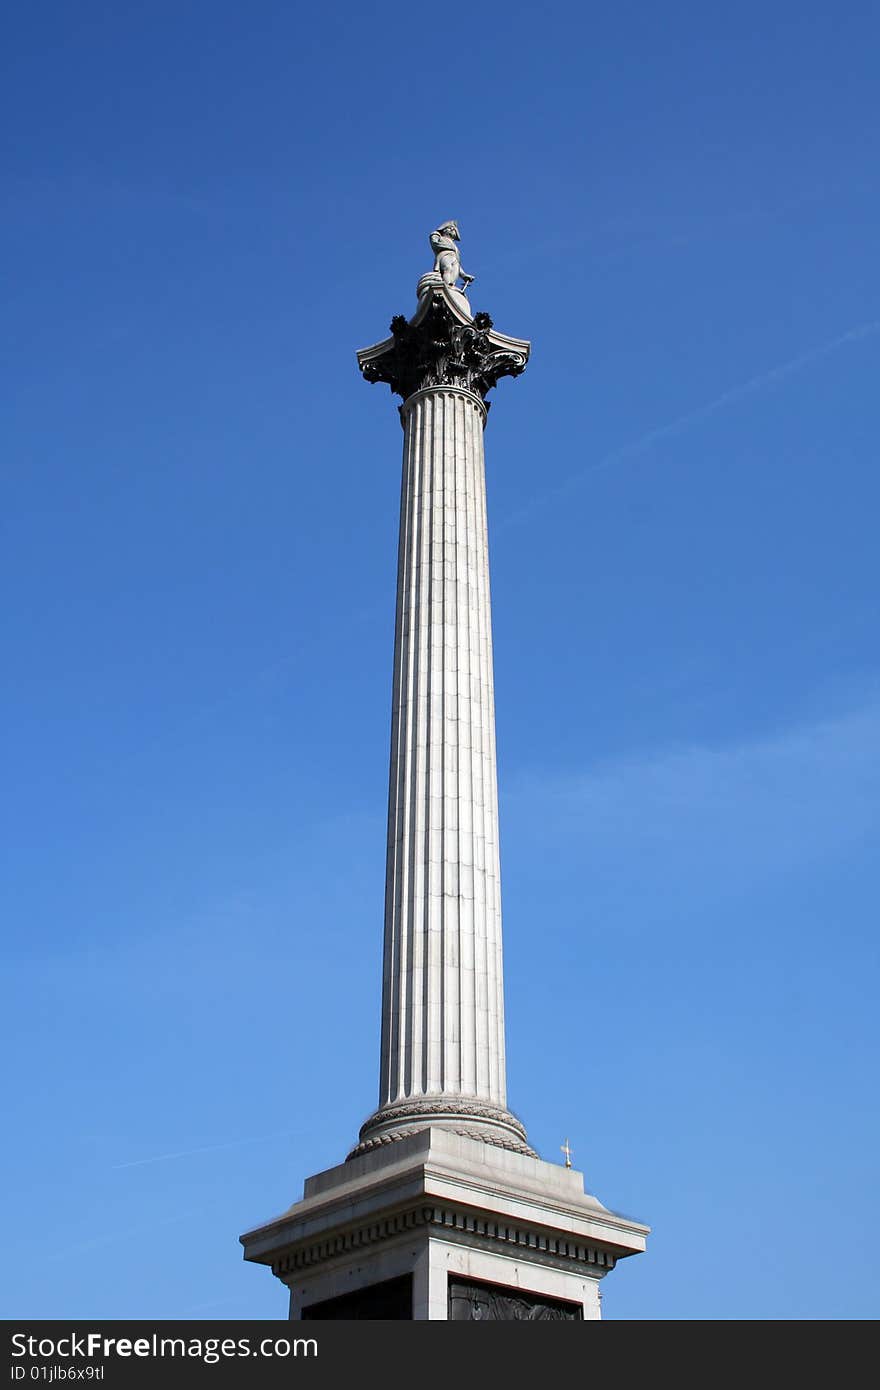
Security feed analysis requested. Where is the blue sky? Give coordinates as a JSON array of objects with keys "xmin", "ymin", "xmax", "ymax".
[{"xmin": 2, "ymin": 1, "xmax": 878, "ymax": 1321}]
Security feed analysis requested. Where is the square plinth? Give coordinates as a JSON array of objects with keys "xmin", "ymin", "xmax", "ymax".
[{"xmin": 240, "ymin": 1128, "xmax": 648, "ymax": 1320}]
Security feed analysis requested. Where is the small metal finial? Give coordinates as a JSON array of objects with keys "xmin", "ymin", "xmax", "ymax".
[{"xmin": 561, "ymin": 1138, "xmax": 573, "ymax": 1169}]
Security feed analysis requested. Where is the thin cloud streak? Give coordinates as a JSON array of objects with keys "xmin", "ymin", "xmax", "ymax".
[
  {"xmin": 498, "ymin": 319, "xmax": 880, "ymax": 532},
  {"xmin": 112, "ymin": 1128, "xmax": 307, "ymax": 1170},
  {"xmin": 506, "ymin": 698, "xmax": 880, "ymax": 888},
  {"xmin": 46, "ymin": 1208, "xmax": 211, "ymax": 1263}
]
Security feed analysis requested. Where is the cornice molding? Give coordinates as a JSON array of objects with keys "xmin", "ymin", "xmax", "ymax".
[{"xmin": 272, "ymin": 1202, "xmax": 617, "ymax": 1280}]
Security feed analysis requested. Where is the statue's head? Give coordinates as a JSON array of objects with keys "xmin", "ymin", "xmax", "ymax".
[{"xmin": 436, "ymin": 220, "xmax": 460, "ymax": 241}]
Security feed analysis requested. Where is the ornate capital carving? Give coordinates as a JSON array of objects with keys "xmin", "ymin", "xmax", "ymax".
[{"xmin": 357, "ymin": 285, "xmax": 530, "ymax": 405}]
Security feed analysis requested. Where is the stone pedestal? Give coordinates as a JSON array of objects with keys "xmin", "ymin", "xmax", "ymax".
[{"xmin": 240, "ymin": 1129, "xmax": 648, "ymax": 1320}]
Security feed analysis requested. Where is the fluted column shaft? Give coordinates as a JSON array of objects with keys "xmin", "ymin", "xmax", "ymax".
[
  {"xmin": 353, "ymin": 276, "xmax": 531, "ymax": 1160},
  {"xmin": 380, "ymin": 385, "xmax": 506, "ymax": 1110}
]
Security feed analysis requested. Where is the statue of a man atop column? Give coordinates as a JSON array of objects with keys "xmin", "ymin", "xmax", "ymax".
[{"xmin": 430, "ymin": 220, "xmax": 475, "ymax": 290}]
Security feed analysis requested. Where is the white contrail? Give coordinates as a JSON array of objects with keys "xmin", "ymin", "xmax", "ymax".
[
  {"xmin": 498, "ymin": 318, "xmax": 880, "ymax": 531},
  {"xmin": 46, "ymin": 1208, "xmax": 207, "ymax": 1261},
  {"xmin": 111, "ymin": 1127, "xmax": 307, "ymax": 1170},
  {"xmin": 617, "ymin": 318, "xmax": 880, "ymax": 453}
]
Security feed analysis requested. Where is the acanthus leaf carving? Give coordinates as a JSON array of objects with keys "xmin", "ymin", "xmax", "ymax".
[{"xmin": 360, "ymin": 292, "xmax": 527, "ymax": 403}]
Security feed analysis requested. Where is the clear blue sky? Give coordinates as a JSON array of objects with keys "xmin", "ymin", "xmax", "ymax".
[{"xmin": 3, "ymin": 2, "xmax": 878, "ymax": 1321}]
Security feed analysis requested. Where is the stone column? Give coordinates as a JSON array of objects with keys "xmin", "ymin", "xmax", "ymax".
[
  {"xmin": 239, "ymin": 234, "xmax": 650, "ymax": 1316},
  {"xmin": 352, "ymin": 271, "xmax": 532, "ymax": 1158},
  {"xmin": 384, "ymin": 384, "xmax": 505, "ymax": 1105}
]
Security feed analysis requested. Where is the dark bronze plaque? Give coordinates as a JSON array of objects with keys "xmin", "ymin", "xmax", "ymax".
[
  {"xmin": 448, "ymin": 1275, "xmax": 583, "ymax": 1320},
  {"xmin": 301, "ymin": 1273, "xmax": 412, "ymax": 1320}
]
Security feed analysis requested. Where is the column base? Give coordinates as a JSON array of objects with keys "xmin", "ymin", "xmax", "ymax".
[{"xmin": 349, "ymin": 1096, "xmax": 536, "ymax": 1160}]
